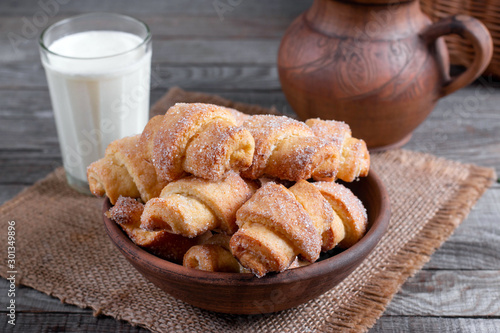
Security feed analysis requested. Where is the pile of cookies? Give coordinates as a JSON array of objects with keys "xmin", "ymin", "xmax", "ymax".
[{"xmin": 88, "ymin": 103, "xmax": 370, "ymax": 277}]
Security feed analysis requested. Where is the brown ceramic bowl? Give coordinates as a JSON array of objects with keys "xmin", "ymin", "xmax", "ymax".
[{"xmin": 102, "ymin": 170, "xmax": 390, "ymax": 315}]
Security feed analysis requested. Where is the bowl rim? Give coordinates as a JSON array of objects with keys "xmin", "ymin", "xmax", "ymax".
[{"xmin": 102, "ymin": 169, "xmax": 391, "ymax": 286}]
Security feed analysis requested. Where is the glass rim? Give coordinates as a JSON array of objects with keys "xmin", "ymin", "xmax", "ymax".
[{"xmin": 39, "ymin": 12, "xmax": 151, "ymax": 60}]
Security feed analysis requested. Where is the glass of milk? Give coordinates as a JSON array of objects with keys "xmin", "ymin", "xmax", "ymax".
[{"xmin": 39, "ymin": 13, "xmax": 152, "ymax": 194}]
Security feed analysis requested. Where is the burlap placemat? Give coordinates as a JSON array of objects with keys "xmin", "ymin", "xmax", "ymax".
[{"xmin": 0, "ymin": 87, "xmax": 496, "ymax": 332}]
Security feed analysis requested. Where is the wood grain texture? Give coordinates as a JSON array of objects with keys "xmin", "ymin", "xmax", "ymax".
[
  {"xmin": 0, "ymin": 63, "xmax": 281, "ymax": 90},
  {"xmin": 0, "ymin": 0, "xmax": 312, "ymax": 17},
  {"xmin": 0, "ymin": 185, "xmax": 26, "ymax": 205},
  {"xmin": 370, "ymin": 317, "xmax": 500, "ymax": 333},
  {"xmin": 1, "ymin": 268, "xmax": 498, "ymax": 317},
  {"xmin": 407, "ymin": 80, "xmax": 500, "ymax": 172},
  {"xmin": 1, "ymin": 38, "xmax": 281, "ymax": 64},
  {"xmin": 1, "ymin": 15, "xmax": 291, "ymax": 39},
  {"xmin": 0, "ymin": 280, "xmax": 88, "ymax": 313},
  {"xmin": 0, "ymin": 313, "xmax": 148, "ymax": 333},
  {"xmin": 2, "ymin": 313, "xmax": 500, "ymax": 333},
  {"xmin": 385, "ymin": 270, "xmax": 500, "ymax": 316},
  {"xmin": 424, "ymin": 188, "xmax": 500, "ymax": 270}
]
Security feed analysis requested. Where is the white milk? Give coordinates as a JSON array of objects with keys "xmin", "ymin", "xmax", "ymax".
[{"xmin": 42, "ymin": 30, "xmax": 151, "ymax": 189}]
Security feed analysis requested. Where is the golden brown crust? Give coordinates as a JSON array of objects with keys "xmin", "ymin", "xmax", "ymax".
[
  {"xmin": 306, "ymin": 118, "xmax": 370, "ymax": 182},
  {"xmin": 139, "ymin": 115, "xmax": 164, "ymax": 161},
  {"xmin": 288, "ymin": 257, "xmax": 311, "ymax": 270},
  {"xmin": 183, "ymin": 244, "xmax": 241, "ymax": 273},
  {"xmin": 289, "ymin": 180, "xmax": 345, "ymax": 251},
  {"xmin": 203, "ymin": 232, "xmax": 232, "ymax": 250},
  {"xmin": 337, "ymin": 137, "xmax": 370, "ymax": 182},
  {"xmin": 88, "ymin": 156, "xmax": 139, "ymax": 204},
  {"xmin": 152, "ymin": 103, "xmax": 254, "ymax": 181},
  {"xmin": 106, "ymin": 196, "xmax": 209, "ymax": 263},
  {"xmin": 230, "ymin": 180, "xmax": 367, "ymax": 277},
  {"xmin": 230, "ymin": 182, "xmax": 322, "ymax": 277},
  {"xmin": 241, "ymin": 115, "xmax": 313, "ymax": 179},
  {"xmin": 228, "ymin": 108, "xmax": 251, "ymax": 126},
  {"xmin": 141, "ymin": 171, "xmax": 256, "ymax": 237},
  {"xmin": 313, "ymin": 182, "xmax": 368, "ymax": 248},
  {"xmin": 241, "ymin": 115, "xmax": 341, "ymax": 181},
  {"xmin": 105, "ymin": 196, "xmax": 144, "ymax": 227},
  {"xmin": 267, "ymin": 136, "xmax": 339, "ymax": 181},
  {"xmin": 87, "ymin": 135, "xmax": 167, "ymax": 204},
  {"xmin": 230, "ymin": 222, "xmax": 297, "ymax": 277},
  {"xmin": 183, "ymin": 118, "xmax": 254, "ymax": 180},
  {"xmin": 183, "ymin": 233, "xmax": 241, "ymax": 273},
  {"xmin": 305, "ymin": 118, "xmax": 351, "ymax": 153}
]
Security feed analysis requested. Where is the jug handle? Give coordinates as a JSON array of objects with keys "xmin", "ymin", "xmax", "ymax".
[{"xmin": 420, "ymin": 15, "xmax": 493, "ymax": 98}]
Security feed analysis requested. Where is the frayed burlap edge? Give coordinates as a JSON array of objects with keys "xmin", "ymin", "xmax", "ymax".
[{"xmin": 318, "ymin": 162, "xmax": 496, "ymax": 332}]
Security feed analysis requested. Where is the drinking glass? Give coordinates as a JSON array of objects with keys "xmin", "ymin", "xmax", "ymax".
[{"xmin": 39, "ymin": 13, "xmax": 152, "ymax": 194}]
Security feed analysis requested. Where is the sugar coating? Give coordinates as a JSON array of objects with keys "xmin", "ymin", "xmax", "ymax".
[
  {"xmin": 140, "ymin": 171, "xmax": 256, "ymax": 238},
  {"xmin": 95, "ymin": 104, "xmax": 372, "ymax": 277},
  {"xmin": 314, "ymin": 181, "xmax": 368, "ymax": 248},
  {"xmin": 305, "ymin": 118, "xmax": 370, "ymax": 182},
  {"xmin": 305, "ymin": 118, "xmax": 351, "ymax": 152},
  {"xmin": 184, "ymin": 119, "xmax": 254, "ymax": 180},
  {"xmin": 87, "ymin": 134, "xmax": 167, "ymax": 204},
  {"xmin": 241, "ymin": 115, "xmax": 318, "ymax": 179},
  {"xmin": 106, "ymin": 196, "xmax": 144, "ymax": 226},
  {"xmin": 235, "ymin": 182, "xmax": 321, "ymax": 263},
  {"xmin": 107, "ymin": 196, "xmax": 205, "ymax": 263},
  {"xmin": 152, "ymin": 103, "xmax": 254, "ymax": 182}
]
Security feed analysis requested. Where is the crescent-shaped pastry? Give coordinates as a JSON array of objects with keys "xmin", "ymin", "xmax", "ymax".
[
  {"xmin": 230, "ymin": 180, "xmax": 367, "ymax": 277},
  {"xmin": 288, "ymin": 180, "xmax": 345, "ymax": 251},
  {"xmin": 183, "ymin": 233, "xmax": 241, "ymax": 273},
  {"xmin": 241, "ymin": 115, "xmax": 340, "ymax": 182},
  {"xmin": 138, "ymin": 114, "xmax": 164, "ymax": 156},
  {"xmin": 146, "ymin": 103, "xmax": 255, "ymax": 181},
  {"xmin": 87, "ymin": 135, "xmax": 167, "ymax": 204},
  {"xmin": 305, "ymin": 118, "xmax": 370, "ymax": 182},
  {"xmin": 106, "ymin": 196, "xmax": 210, "ymax": 263},
  {"xmin": 230, "ymin": 182, "xmax": 322, "ymax": 277},
  {"xmin": 140, "ymin": 171, "xmax": 257, "ymax": 237},
  {"xmin": 313, "ymin": 181, "xmax": 368, "ymax": 248}
]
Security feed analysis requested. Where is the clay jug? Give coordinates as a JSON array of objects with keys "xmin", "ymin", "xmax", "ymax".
[{"xmin": 278, "ymin": 0, "xmax": 492, "ymax": 150}]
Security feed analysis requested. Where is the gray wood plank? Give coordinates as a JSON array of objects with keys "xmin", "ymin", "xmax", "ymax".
[
  {"xmin": 0, "ymin": 313, "xmax": 499, "ymax": 333},
  {"xmin": 0, "ymin": 312, "xmax": 148, "ymax": 332},
  {"xmin": 0, "ymin": 279, "xmax": 88, "ymax": 313},
  {"xmin": 1, "ymin": 268, "xmax": 499, "ymax": 318},
  {"xmin": 1, "ymin": 38, "xmax": 281, "ymax": 65},
  {"xmin": 0, "ymin": 0, "xmax": 311, "ymax": 18},
  {"xmin": 0, "ymin": 63, "xmax": 281, "ymax": 90},
  {"xmin": 0, "ymin": 185, "xmax": 26, "ymax": 206},
  {"xmin": 370, "ymin": 316, "xmax": 500, "ymax": 333},
  {"xmin": 385, "ymin": 270, "xmax": 500, "ymax": 316},
  {"xmin": 1, "ymin": 15, "xmax": 291, "ymax": 40},
  {"xmin": 406, "ymin": 79, "xmax": 500, "ymax": 173},
  {"xmin": 424, "ymin": 188, "xmax": 500, "ymax": 270},
  {"xmin": 0, "ymin": 156, "xmax": 61, "ymax": 185},
  {"xmin": 0, "ymin": 276, "xmax": 499, "ymax": 331}
]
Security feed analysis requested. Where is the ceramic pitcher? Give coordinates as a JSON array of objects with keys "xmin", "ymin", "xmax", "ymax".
[{"xmin": 278, "ymin": 0, "xmax": 493, "ymax": 150}]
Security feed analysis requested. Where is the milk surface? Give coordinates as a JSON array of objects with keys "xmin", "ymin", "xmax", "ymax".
[{"xmin": 42, "ymin": 31, "xmax": 151, "ymax": 187}]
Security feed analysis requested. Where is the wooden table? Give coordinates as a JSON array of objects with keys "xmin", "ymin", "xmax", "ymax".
[{"xmin": 1, "ymin": 1, "xmax": 499, "ymax": 331}]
